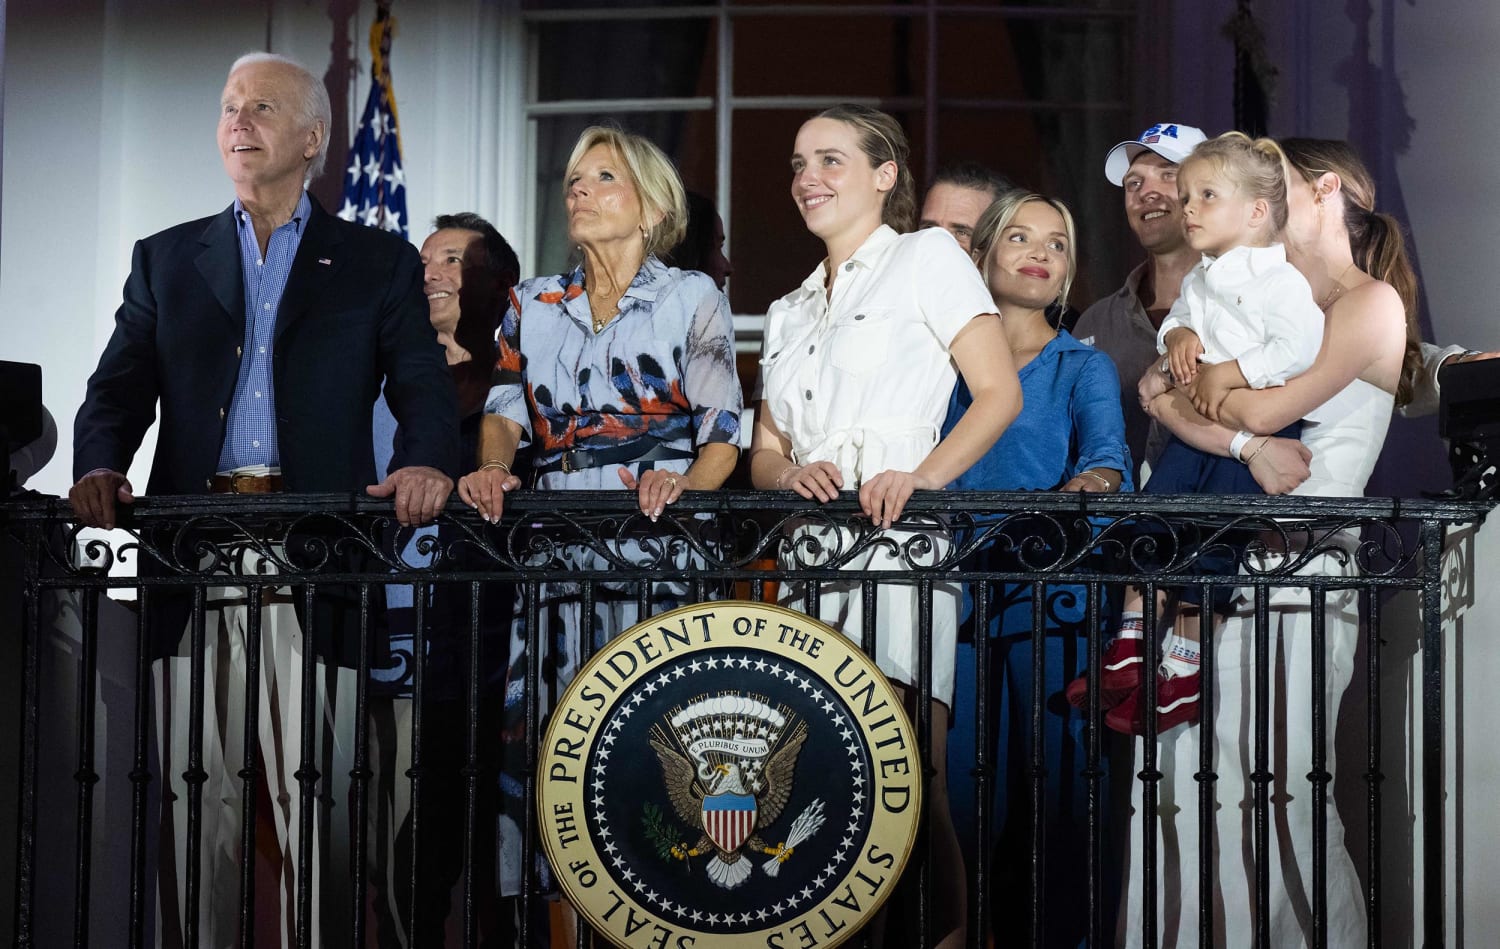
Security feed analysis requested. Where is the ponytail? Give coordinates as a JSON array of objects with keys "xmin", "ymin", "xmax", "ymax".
[
  {"xmin": 884, "ymin": 163, "xmax": 918, "ymax": 234},
  {"xmin": 1356, "ymin": 208, "xmax": 1424, "ymax": 407}
]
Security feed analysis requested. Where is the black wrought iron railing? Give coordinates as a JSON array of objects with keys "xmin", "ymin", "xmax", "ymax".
[{"xmin": 0, "ymin": 490, "xmax": 1489, "ymax": 948}]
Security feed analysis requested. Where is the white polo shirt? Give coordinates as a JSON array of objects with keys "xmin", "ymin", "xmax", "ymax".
[
  {"xmin": 755, "ymin": 225, "xmax": 997, "ymax": 485},
  {"xmin": 1156, "ymin": 243, "xmax": 1324, "ymax": 397}
]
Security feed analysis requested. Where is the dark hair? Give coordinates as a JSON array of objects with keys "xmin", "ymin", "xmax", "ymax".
[
  {"xmin": 662, "ymin": 191, "xmax": 717, "ymax": 273},
  {"xmin": 931, "ymin": 161, "xmax": 1014, "ymax": 203},
  {"xmin": 433, "ymin": 212, "xmax": 520, "ymax": 288},
  {"xmin": 1280, "ymin": 138, "xmax": 1423, "ymax": 408},
  {"xmin": 814, "ymin": 104, "xmax": 916, "ymax": 232},
  {"xmin": 431, "ymin": 212, "xmax": 520, "ymax": 369}
]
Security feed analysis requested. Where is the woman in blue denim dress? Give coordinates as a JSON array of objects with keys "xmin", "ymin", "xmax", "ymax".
[{"xmin": 942, "ymin": 192, "xmax": 1131, "ymax": 948}]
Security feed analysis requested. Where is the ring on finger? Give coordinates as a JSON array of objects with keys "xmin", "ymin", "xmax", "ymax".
[{"xmin": 665, "ymin": 476, "xmax": 679, "ymax": 488}]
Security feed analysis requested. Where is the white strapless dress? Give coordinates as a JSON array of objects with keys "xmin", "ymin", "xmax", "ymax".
[
  {"xmin": 1293, "ymin": 377, "xmax": 1394, "ymax": 498},
  {"xmin": 1121, "ymin": 377, "xmax": 1395, "ymax": 948}
]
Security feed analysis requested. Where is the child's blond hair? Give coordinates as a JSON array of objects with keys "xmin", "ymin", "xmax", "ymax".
[{"xmin": 1182, "ymin": 131, "xmax": 1290, "ymax": 232}]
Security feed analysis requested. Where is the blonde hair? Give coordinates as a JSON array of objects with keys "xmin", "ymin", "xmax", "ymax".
[
  {"xmin": 1182, "ymin": 131, "xmax": 1290, "ymax": 232},
  {"xmin": 813, "ymin": 104, "xmax": 916, "ymax": 232},
  {"xmin": 970, "ymin": 191, "xmax": 1078, "ymax": 306},
  {"xmin": 564, "ymin": 126, "xmax": 687, "ymax": 257}
]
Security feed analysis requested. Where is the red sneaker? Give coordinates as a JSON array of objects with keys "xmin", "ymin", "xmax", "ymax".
[
  {"xmin": 1065, "ymin": 635, "xmax": 1146, "ymax": 711},
  {"xmin": 1103, "ymin": 670, "xmax": 1201, "ymax": 735}
]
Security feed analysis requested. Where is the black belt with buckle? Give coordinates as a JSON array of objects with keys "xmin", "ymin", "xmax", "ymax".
[
  {"xmin": 533, "ymin": 441, "xmax": 696, "ymax": 478},
  {"xmin": 209, "ymin": 472, "xmax": 285, "ymax": 494}
]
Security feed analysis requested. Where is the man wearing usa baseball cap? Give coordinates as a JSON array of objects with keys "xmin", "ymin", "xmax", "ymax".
[
  {"xmin": 1104, "ymin": 122, "xmax": 1208, "ymax": 186},
  {"xmin": 1072, "ymin": 121, "xmax": 1208, "ymax": 481}
]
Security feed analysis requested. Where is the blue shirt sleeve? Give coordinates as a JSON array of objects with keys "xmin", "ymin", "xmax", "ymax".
[{"xmin": 1066, "ymin": 350, "xmax": 1134, "ymax": 492}]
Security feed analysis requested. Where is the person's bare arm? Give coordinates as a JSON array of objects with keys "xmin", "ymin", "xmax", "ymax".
[
  {"xmin": 911, "ymin": 315, "xmax": 1020, "ymax": 486},
  {"xmin": 860, "ymin": 314, "xmax": 1021, "ymax": 528},
  {"xmin": 1147, "ymin": 389, "xmax": 1236, "ymax": 456},
  {"xmin": 1147, "ymin": 389, "xmax": 1311, "ymax": 493},
  {"xmin": 1215, "ymin": 280, "xmax": 1405, "ymax": 434},
  {"xmin": 749, "ymin": 401, "xmax": 844, "ymax": 502},
  {"xmin": 618, "ymin": 442, "xmax": 738, "ymax": 520},
  {"xmin": 456, "ymin": 414, "xmax": 525, "ymax": 523}
]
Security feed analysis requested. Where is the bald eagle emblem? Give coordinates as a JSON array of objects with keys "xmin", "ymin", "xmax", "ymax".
[{"xmin": 649, "ymin": 693, "xmax": 826, "ymax": 890}]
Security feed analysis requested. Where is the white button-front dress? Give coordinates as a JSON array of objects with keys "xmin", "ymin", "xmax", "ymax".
[{"xmin": 755, "ymin": 224, "xmax": 998, "ymax": 705}]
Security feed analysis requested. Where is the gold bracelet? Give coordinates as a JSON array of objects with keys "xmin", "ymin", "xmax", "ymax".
[
  {"xmin": 1242, "ymin": 438, "xmax": 1269, "ymax": 465},
  {"xmin": 479, "ymin": 460, "xmax": 512, "ymax": 475},
  {"xmin": 774, "ymin": 463, "xmax": 799, "ymax": 489},
  {"xmin": 1080, "ymin": 469, "xmax": 1112, "ymax": 490}
]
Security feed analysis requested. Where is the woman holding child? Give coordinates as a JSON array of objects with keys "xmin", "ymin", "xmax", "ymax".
[
  {"xmin": 1119, "ymin": 137, "xmax": 1424, "ymax": 945},
  {"xmin": 1084, "ymin": 132, "xmax": 1327, "ymax": 735}
]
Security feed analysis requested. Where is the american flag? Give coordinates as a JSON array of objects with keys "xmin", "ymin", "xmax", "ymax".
[{"xmin": 337, "ymin": 7, "xmax": 407, "ymax": 239}]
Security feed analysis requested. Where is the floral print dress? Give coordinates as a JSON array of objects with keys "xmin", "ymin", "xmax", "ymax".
[{"xmin": 486, "ymin": 256, "xmax": 741, "ymax": 895}]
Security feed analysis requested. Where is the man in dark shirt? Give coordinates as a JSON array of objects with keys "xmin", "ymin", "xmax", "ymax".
[{"xmin": 1071, "ymin": 122, "xmax": 1207, "ymax": 481}]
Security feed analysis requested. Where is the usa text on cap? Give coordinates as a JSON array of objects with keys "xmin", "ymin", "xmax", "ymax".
[{"xmin": 1104, "ymin": 122, "xmax": 1208, "ymax": 185}]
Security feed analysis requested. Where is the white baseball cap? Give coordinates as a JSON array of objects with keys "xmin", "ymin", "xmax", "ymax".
[{"xmin": 1104, "ymin": 122, "xmax": 1208, "ymax": 185}]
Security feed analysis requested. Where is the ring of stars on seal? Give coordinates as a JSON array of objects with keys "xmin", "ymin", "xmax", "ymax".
[{"xmin": 538, "ymin": 602, "xmax": 922, "ymax": 949}]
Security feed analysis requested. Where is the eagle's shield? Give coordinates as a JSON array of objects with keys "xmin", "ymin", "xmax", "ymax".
[{"xmin": 701, "ymin": 792, "xmax": 756, "ymax": 853}]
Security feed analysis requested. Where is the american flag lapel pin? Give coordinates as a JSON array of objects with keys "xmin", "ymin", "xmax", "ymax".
[{"xmin": 318, "ymin": 257, "xmax": 333, "ymax": 266}]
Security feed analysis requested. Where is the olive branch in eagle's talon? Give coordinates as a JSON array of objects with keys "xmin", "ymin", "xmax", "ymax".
[{"xmin": 642, "ymin": 802, "xmax": 694, "ymax": 867}]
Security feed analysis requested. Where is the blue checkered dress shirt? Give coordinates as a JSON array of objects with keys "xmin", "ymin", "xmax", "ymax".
[{"xmin": 217, "ymin": 192, "xmax": 311, "ymax": 472}]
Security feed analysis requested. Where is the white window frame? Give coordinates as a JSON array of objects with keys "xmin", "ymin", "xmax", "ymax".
[{"xmin": 496, "ymin": 1, "xmax": 1149, "ymax": 350}]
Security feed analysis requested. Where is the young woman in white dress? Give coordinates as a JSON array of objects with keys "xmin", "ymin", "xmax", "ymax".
[
  {"xmin": 1122, "ymin": 138, "xmax": 1426, "ymax": 946},
  {"xmin": 748, "ymin": 104, "xmax": 1021, "ymax": 947}
]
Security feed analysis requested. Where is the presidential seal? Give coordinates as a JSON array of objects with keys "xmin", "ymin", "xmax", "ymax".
[{"xmin": 538, "ymin": 601, "xmax": 922, "ymax": 949}]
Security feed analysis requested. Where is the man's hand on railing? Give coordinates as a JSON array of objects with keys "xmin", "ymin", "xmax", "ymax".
[
  {"xmin": 69, "ymin": 468, "xmax": 134, "ymax": 529},
  {"xmin": 456, "ymin": 465, "xmax": 520, "ymax": 524},
  {"xmin": 366, "ymin": 465, "xmax": 454, "ymax": 527},
  {"xmin": 1247, "ymin": 437, "xmax": 1313, "ymax": 495}
]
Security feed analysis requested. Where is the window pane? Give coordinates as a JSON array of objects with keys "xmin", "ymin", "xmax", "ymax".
[
  {"xmin": 522, "ymin": 0, "xmax": 702, "ymax": 9},
  {"xmin": 534, "ymin": 18, "xmax": 717, "ymax": 102},
  {"xmin": 733, "ymin": 15, "xmax": 927, "ymax": 100},
  {"xmin": 532, "ymin": 112, "xmax": 716, "ymax": 278},
  {"xmin": 936, "ymin": 13, "xmax": 1130, "ymax": 105}
]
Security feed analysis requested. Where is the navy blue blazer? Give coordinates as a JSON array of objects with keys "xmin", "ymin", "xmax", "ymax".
[
  {"xmin": 75, "ymin": 196, "xmax": 459, "ymax": 492},
  {"xmin": 73, "ymin": 196, "xmax": 460, "ymax": 663}
]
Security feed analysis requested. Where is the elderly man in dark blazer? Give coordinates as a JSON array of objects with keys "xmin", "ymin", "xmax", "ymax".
[{"xmin": 70, "ymin": 52, "xmax": 456, "ymax": 946}]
